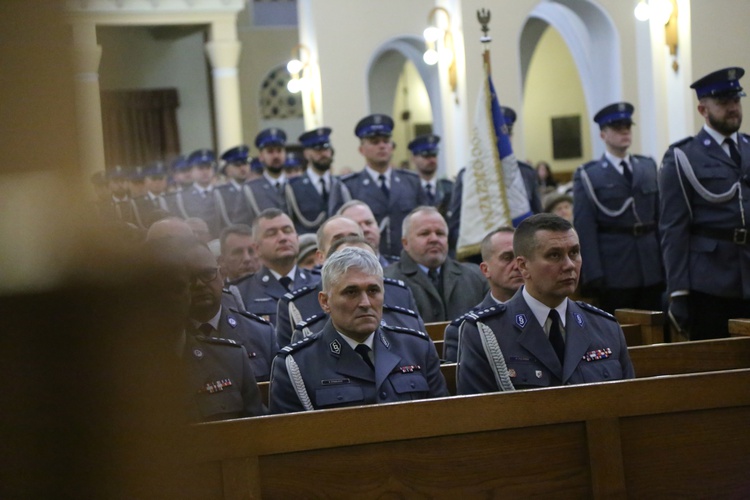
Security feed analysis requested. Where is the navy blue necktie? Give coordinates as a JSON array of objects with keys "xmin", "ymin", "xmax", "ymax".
[
  {"xmin": 279, "ymin": 276, "xmax": 293, "ymax": 292},
  {"xmin": 378, "ymin": 174, "xmax": 390, "ymax": 198},
  {"xmin": 620, "ymin": 160, "xmax": 632, "ymax": 185},
  {"xmin": 425, "ymin": 184, "xmax": 435, "ymax": 205},
  {"xmin": 725, "ymin": 138, "xmax": 742, "ymax": 167},
  {"xmin": 354, "ymin": 344, "xmax": 375, "ymax": 370},
  {"xmin": 548, "ymin": 309, "xmax": 565, "ymax": 364},
  {"xmin": 320, "ymin": 178, "xmax": 329, "ymax": 202}
]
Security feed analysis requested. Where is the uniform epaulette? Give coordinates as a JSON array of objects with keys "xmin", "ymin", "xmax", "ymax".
[
  {"xmin": 449, "ymin": 308, "xmax": 478, "ymax": 327},
  {"xmin": 464, "ymin": 304, "xmax": 506, "ymax": 323},
  {"xmin": 631, "ymin": 153, "xmax": 652, "ymax": 161},
  {"xmin": 382, "ymin": 324, "xmax": 428, "ymax": 339},
  {"xmin": 294, "ymin": 313, "xmax": 326, "ymax": 329},
  {"xmin": 396, "ymin": 169, "xmax": 419, "ymax": 178},
  {"xmin": 232, "ymin": 308, "xmax": 271, "ymax": 325},
  {"xmin": 383, "ymin": 303, "xmax": 418, "ymax": 317},
  {"xmin": 340, "ymin": 172, "xmax": 358, "ymax": 181},
  {"xmin": 437, "ymin": 178, "xmax": 453, "ymax": 187},
  {"xmin": 227, "ymin": 272, "xmax": 255, "ymax": 286},
  {"xmin": 669, "ymin": 136, "xmax": 693, "ymax": 148},
  {"xmin": 576, "ymin": 301, "xmax": 616, "ymax": 321},
  {"xmin": 196, "ymin": 335, "xmax": 242, "ymax": 348},
  {"xmin": 283, "ymin": 285, "xmax": 316, "ymax": 301},
  {"xmin": 383, "ymin": 276, "xmax": 406, "ymax": 288},
  {"xmin": 279, "ymin": 332, "xmax": 321, "ymax": 354},
  {"xmin": 580, "ymin": 159, "xmax": 602, "ymax": 170}
]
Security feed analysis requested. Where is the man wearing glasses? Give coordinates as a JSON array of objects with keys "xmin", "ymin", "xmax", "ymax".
[{"xmin": 185, "ymin": 238, "xmax": 277, "ymax": 381}]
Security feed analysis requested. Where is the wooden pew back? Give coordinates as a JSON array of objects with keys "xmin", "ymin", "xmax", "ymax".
[{"xmin": 191, "ymin": 368, "xmax": 750, "ymax": 498}]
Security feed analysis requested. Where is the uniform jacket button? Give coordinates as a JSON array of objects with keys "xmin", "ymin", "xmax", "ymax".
[{"xmin": 380, "ymin": 391, "xmax": 387, "ymax": 399}]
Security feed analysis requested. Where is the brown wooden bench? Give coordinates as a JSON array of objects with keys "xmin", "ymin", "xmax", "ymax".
[
  {"xmin": 729, "ymin": 318, "xmax": 750, "ymax": 337},
  {"xmin": 257, "ymin": 336, "xmax": 750, "ymax": 403},
  {"xmin": 424, "ymin": 320, "xmax": 449, "ymax": 341},
  {"xmin": 614, "ymin": 308, "xmax": 665, "ymax": 345},
  {"xmin": 190, "ymin": 368, "xmax": 750, "ymax": 498}
]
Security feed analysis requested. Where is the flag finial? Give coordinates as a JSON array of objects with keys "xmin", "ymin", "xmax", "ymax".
[{"xmin": 477, "ymin": 9, "xmax": 491, "ymax": 43}]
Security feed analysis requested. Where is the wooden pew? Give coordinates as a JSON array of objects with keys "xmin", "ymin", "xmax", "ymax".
[
  {"xmin": 729, "ymin": 318, "xmax": 750, "ymax": 337},
  {"xmin": 424, "ymin": 320, "xmax": 449, "ymax": 341},
  {"xmin": 614, "ymin": 308, "xmax": 664, "ymax": 345},
  {"xmin": 190, "ymin": 368, "xmax": 750, "ymax": 498},
  {"xmin": 257, "ymin": 337, "xmax": 750, "ymax": 403}
]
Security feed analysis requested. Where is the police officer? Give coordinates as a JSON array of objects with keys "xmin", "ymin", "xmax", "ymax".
[
  {"xmin": 276, "ymin": 216, "xmax": 424, "ymax": 347},
  {"xmin": 408, "ymin": 134, "xmax": 453, "ymax": 217},
  {"xmin": 447, "ymin": 106, "xmax": 542, "ymax": 259},
  {"xmin": 164, "ymin": 148, "xmax": 221, "ymax": 237},
  {"xmin": 215, "ymin": 145, "xmax": 254, "ymax": 228},
  {"xmin": 285, "ymin": 127, "xmax": 344, "ymax": 234},
  {"xmin": 456, "ymin": 214, "xmax": 634, "ymax": 394},
  {"xmin": 97, "ymin": 165, "xmax": 135, "ymax": 223},
  {"xmin": 269, "ymin": 246, "xmax": 448, "ymax": 413},
  {"xmin": 131, "ymin": 161, "xmax": 170, "ymax": 229},
  {"xmin": 170, "ymin": 155, "xmax": 192, "ymax": 192},
  {"xmin": 243, "ymin": 128, "xmax": 289, "ymax": 218},
  {"xmin": 573, "ymin": 102, "xmax": 664, "ymax": 313},
  {"xmin": 443, "ymin": 227, "xmax": 523, "ymax": 362},
  {"xmin": 659, "ymin": 67, "xmax": 750, "ymax": 340},
  {"xmin": 335, "ymin": 114, "xmax": 426, "ymax": 258},
  {"xmin": 230, "ymin": 208, "xmax": 317, "ymax": 326},
  {"xmin": 185, "ymin": 239, "xmax": 277, "ymax": 382}
]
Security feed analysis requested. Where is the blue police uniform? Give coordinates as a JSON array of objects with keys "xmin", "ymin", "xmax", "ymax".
[
  {"xmin": 443, "ymin": 292, "xmax": 498, "ymax": 362},
  {"xmin": 130, "ymin": 162, "xmax": 170, "ymax": 229},
  {"xmin": 659, "ymin": 67, "xmax": 750, "ymax": 339},
  {"xmin": 96, "ymin": 165, "xmax": 136, "ymax": 224},
  {"xmin": 208, "ymin": 307, "xmax": 278, "ymax": 382},
  {"xmin": 334, "ymin": 114, "xmax": 427, "ymax": 257},
  {"xmin": 408, "ymin": 134, "xmax": 455, "ymax": 216},
  {"xmin": 456, "ymin": 290, "xmax": 635, "ymax": 395},
  {"xmin": 231, "ymin": 265, "xmax": 318, "ymax": 326},
  {"xmin": 214, "ymin": 145, "xmax": 254, "ymax": 227},
  {"xmin": 164, "ymin": 149, "xmax": 222, "ymax": 237},
  {"xmin": 573, "ymin": 102, "xmax": 664, "ymax": 312},
  {"xmin": 243, "ymin": 128, "xmax": 289, "ymax": 215},
  {"xmin": 275, "ymin": 277, "xmax": 425, "ymax": 347},
  {"xmin": 170, "ymin": 155, "xmax": 192, "ymax": 192},
  {"xmin": 183, "ymin": 331, "xmax": 266, "ymax": 422},
  {"xmin": 269, "ymin": 320, "xmax": 449, "ymax": 413}
]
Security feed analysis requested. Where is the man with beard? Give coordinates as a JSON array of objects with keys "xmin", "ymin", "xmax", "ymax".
[
  {"xmin": 214, "ymin": 145, "xmax": 254, "ymax": 227},
  {"xmin": 285, "ymin": 127, "xmax": 344, "ymax": 234},
  {"xmin": 573, "ymin": 102, "xmax": 664, "ymax": 314},
  {"xmin": 456, "ymin": 214, "xmax": 634, "ymax": 395},
  {"xmin": 443, "ymin": 227, "xmax": 524, "ymax": 362},
  {"xmin": 243, "ymin": 128, "xmax": 289, "ymax": 218},
  {"xmin": 659, "ymin": 67, "xmax": 750, "ymax": 340},
  {"xmin": 185, "ymin": 238, "xmax": 277, "ymax": 382},
  {"xmin": 231, "ymin": 208, "xmax": 316, "ymax": 326},
  {"xmin": 408, "ymin": 134, "xmax": 453, "ymax": 217},
  {"xmin": 384, "ymin": 206, "xmax": 488, "ymax": 323},
  {"xmin": 269, "ymin": 246, "xmax": 448, "ymax": 414}
]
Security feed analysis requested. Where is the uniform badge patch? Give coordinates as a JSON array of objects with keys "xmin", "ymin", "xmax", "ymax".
[
  {"xmin": 574, "ymin": 313, "xmax": 584, "ymax": 327},
  {"xmin": 582, "ymin": 347, "xmax": 613, "ymax": 362},
  {"xmin": 508, "ymin": 368, "xmax": 517, "ymax": 378},
  {"xmin": 330, "ymin": 339, "xmax": 341, "ymax": 354},
  {"xmin": 535, "ymin": 370, "xmax": 543, "ymax": 379},
  {"xmin": 515, "ymin": 314, "xmax": 527, "ymax": 328},
  {"xmin": 228, "ymin": 317, "xmax": 237, "ymax": 328},
  {"xmin": 193, "ymin": 349, "xmax": 203, "ymax": 359},
  {"xmin": 261, "ymin": 275, "xmax": 269, "ymax": 283},
  {"xmin": 703, "ymin": 139, "xmax": 711, "ymax": 146},
  {"xmin": 380, "ymin": 331, "xmax": 390, "ymax": 349}
]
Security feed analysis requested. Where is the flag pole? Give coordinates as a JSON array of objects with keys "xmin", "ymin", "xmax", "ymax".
[{"xmin": 477, "ymin": 9, "xmax": 492, "ymax": 71}]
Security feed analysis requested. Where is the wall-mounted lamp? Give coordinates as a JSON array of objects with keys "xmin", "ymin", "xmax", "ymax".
[
  {"xmin": 634, "ymin": 0, "xmax": 679, "ymax": 72},
  {"xmin": 423, "ymin": 6, "xmax": 457, "ymax": 95},
  {"xmin": 286, "ymin": 43, "xmax": 311, "ymax": 94}
]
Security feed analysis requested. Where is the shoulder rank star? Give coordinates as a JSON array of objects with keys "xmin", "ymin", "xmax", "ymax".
[{"xmin": 200, "ymin": 378, "xmax": 233, "ymax": 394}]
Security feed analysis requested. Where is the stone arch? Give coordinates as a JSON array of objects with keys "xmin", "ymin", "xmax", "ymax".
[
  {"xmin": 365, "ymin": 36, "xmax": 446, "ymax": 175},
  {"xmin": 520, "ymin": 0, "xmax": 621, "ymax": 156}
]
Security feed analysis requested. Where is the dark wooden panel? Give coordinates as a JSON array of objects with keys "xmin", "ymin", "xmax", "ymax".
[
  {"xmin": 629, "ymin": 337, "xmax": 750, "ymax": 378},
  {"xmin": 260, "ymin": 424, "xmax": 591, "ymax": 498},
  {"xmin": 621, "ymin": 407, "xmax": 750, "ymax": 497}
]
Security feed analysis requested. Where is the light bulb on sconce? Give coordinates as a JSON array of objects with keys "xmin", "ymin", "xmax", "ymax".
[{"xmin": 423, "ymin": 6, "xmax": 457, "ymax": 95}]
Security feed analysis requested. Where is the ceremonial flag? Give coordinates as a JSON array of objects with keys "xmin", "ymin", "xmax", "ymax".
[{"xmin": 456, "ymin": 63, "xmax": 532, "ymax": 259}]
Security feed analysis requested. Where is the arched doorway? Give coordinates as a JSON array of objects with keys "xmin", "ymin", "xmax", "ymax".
[{"xmin": 365, "ymin": 36, "xmax": 447, "ymax": 176}]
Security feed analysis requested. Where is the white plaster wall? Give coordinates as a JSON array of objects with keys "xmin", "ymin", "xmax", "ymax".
[
  {"xmin": 97, "ymin": 26, "xmax": 214, "ymax": 153},
  {"xmin": 392, "ymin": 60, "xmax": 433, "ymax": 170}
]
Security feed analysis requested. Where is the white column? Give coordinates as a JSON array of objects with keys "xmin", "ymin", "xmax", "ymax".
[
  {"xmin": 206, "ymin": 18, "xmax": 243, "ymax": 153},
  {"xmin": 71, "ymin": 21, "xmax": 105, "ymax": 180}
]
